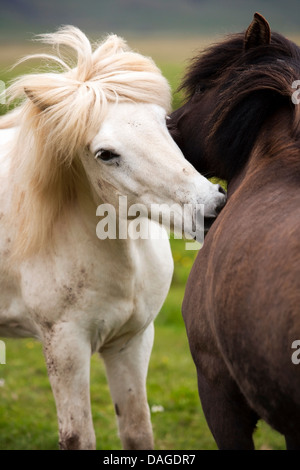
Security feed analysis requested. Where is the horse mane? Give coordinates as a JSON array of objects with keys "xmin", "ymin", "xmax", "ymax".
[
  {"xmin": 180, "ymin": 31, "xmax": 300, "ymax": 181},
  {"xmin": 0, "ymin": 26, "xmax": 171, "ymax": 260}
]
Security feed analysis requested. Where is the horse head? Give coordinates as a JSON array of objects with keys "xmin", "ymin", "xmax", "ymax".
[
  {"xmin": 4, "ymin": 26, "xmax": 226, "ymax": 257},
  {"xmin": 169, "ymin": 13, "xmax": 300, "ymax": 186}
]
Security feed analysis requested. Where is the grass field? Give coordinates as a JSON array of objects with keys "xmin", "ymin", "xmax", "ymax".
[
  {"xmin": 0, "ymin": 34, "xmax": 292, "ymax": 450},
  {"xmin": 0, "ymin": 242, "xmax": 286, "ymax": 450}
]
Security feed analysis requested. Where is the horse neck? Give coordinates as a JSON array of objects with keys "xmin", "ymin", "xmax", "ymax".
[{"xmin": 227, "ymin": 107, "xmax": 300, "ymax": 198}]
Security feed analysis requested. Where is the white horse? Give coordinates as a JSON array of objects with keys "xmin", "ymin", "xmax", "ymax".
[{"xmin": 0, "ymin": 27, "xmax": 226, "ymax": 450}]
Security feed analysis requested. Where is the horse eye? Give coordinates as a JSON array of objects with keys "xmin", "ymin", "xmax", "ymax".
[
  {"xmin": 195, "ymin": 84, "xmax": 206, "ymax": 95},
  {"xmin": 95, "ymin": 149, "xmax": 120, "ymax": 162}
]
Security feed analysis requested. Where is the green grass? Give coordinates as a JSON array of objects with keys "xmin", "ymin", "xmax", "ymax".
[
  {"xmin": 0, "ymin": 239, "xmax": 285, "ymax": 450},
  {"xmin": 0, "ymin": 40, "xmax": 286, "ymax": 450}
]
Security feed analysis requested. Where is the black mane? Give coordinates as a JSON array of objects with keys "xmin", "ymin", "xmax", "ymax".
[
  {"xmin": 181, "ymin": 33, "xmax": 300, "ymax": 98},
  {"xmin": 179, "ymin": 32, "xmax": 300, "ymax": 181}
]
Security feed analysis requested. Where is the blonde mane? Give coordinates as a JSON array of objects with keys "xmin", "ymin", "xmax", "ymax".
[{"xmin": 0, "ymin": 26, "xmax": 171, "ymax": 260}]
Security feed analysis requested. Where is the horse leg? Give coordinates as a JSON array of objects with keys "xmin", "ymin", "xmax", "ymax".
[
  {"xmin": 101, "ymin": 322, "xmax": 154, "ymax": 450},
  {"xmin": 197, "ymin": 371, "xmax": 259, "ymax": 450},
  {"xmin": 42, "ymin": 322, "xmax": 96, "ymax": 450}
]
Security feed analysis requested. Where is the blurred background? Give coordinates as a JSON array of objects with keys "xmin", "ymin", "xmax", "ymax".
[
  {"xmin": 0, "ymin": 0, "xmax": 296, "ymax": 450},
  {"xmin": 1, "ymin": 0, "xmax": 299, "ymax": 108},
  {"xmin": 0, "ymin": 0, "xmax": 299, "ymax": 39}
]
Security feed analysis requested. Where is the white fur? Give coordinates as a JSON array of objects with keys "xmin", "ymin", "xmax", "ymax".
[{"xmin": 0, "ymin": 27, "xmax": 226, "ymax": 450}]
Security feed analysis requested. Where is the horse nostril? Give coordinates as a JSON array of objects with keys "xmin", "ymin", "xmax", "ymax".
[
  {"xmin": 215, "ymin": 185, "xmax": 227, "ymax": 215},
  {"xmin": 218, "ymin": 184, "xmax": 226, "ymax": 195}
]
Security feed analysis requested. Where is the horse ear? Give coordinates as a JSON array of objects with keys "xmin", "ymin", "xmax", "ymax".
[
  {"xmin": 24, "ymin": 87, "xmax": 49, "ymax": 111},
  {"xmin": 244, "ymin": 12, "xmax": 271, "ymax": 50}
]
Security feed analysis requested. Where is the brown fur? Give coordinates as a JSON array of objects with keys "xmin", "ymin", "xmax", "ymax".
[{"xmin": 169, "ymin": 13, "xmax": 300, "ymax": 449}]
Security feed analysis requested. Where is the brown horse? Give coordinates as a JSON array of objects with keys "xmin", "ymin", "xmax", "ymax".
[{"xmin": 169, "ymin": 13, "xmax": 300, "ymax": 449}]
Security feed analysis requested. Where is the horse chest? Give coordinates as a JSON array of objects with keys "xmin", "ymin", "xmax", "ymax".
[
  {"xmin": 11, "ymin": 237, "xmax": 173, "ymax": 348},
  {"xmin": 90, "ymin": 243, "xmax": 173, "ymax": 348}
]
